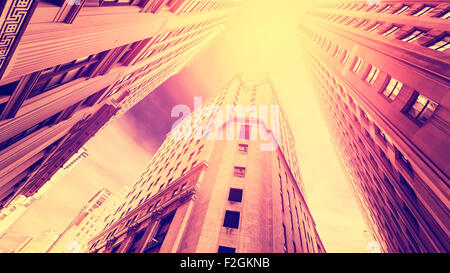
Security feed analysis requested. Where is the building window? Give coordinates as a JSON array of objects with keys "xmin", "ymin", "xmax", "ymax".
[
  {"xmin": 191, "ymin": 160, "xmax": 197, "ymax": 169},
  {"xmin": 375, "ymin": 126, "xmax": 387, "ymax": 144},
  {"xmin": 438, "ymin": 10, "xmax": 450, "ymax": 19},
  {"xmin": 367, "ymin": 22, "xmax": 382, "ymax": 32},
  {"xmin": 333, "ymin": 45, "xmax": 341, "ymax": 58},
  {"xmin": 379, "ymin": 5, "xmax": 391, "ymax": 13},
  {"xmin": 412, "ymin": 6, "xmax": 433, "ymax": 17},
  {"xmin": 382, "ymin": 78, "xmax": 403, "ymax": 101},
  {"xmin": 396, "ymin": 148, "xmax": 413, "ymax": 173},
  {"xmin": 355, "ymin": 20, "xmax": 368, "ymax": 29},
  {"xmin": 341, "ymin": 50, "xmax": 350, "ymax": 64},
  {"xmin": 404, "ymin": 92, "xmax": 439, "ymax": 124},
  {"xmin": 111, "ymin": 244, "xmax": 121, "ymax": 253},
  {"xmin": 28, "ymin": 54, "xmax": 102, "ymax": 100},
  {"xmin": 223, "ymin": 210, "xmax": 240, "ymax": 229},
  {"xmin": 283, "ymin": 224, "xmax": 288, "ymax": 253},
  {"xmin": 233, "ymin": 166, "xmax": 246, "ymax": 178},
  {"xmin": 365, "ymin": 66, "xmax": 379, "ymax": 85},
  {"xmin": 366, "ymin": 4, "xmax": 377, "ymax": 12},
  {"xmin": 394, "ymin": 5, "xmax": 409, "ymax": 15},
  {"xmin": 427, "ymin": 36, "xmax": 450, "ymax": 52},
  {"xmin": 172, "ymin": 188, "xmax": 178, "ymax": 197},
  {"xmin": 237, "ymin": 143, "xmax": 248, "ymax": 154},
  {"xmin": 239, "ymin": 124, "xmax": 251, "ymax": 140},
  {"xmin": 218, "ymin": 246, "xmax": 236, "ymax": 253},
  {"xmin": 0, "ymin": 112, "xmax": 62, "ymax": 151},
  {"xmin": 352, "ymin": 57, "xmax": 363, "ymax": 73},
  {"xmin": 228, "ymin": 188, "xmax": 243, "ymax": 202},
  {"xmin": 345, "ymin": 17, "xmax": 357, "ymax": 26},
  {"xmin": 382, "ymin": 26, "xmax": 400, "ymax": 37},
  {"xmin": 100, "ymin": 0, "xmax": 134, "ymax": 6},
  {"xmin": 0, "ymin": 80, "xmax": 19, "ymax": 98},
  {"xmin": 144, "ymin": 210, "xmax": 176, "ymax": 253},
  {"xmin": 401, "ymin": 29, "xmax": 425, "ymax": 43},
  {"xmin": 279, "ymin": 175, "xmax": 284, "ymax": 212},
  {"xmin": 126, "ymin": 228, "xmax": 146, "ymax": 253}
]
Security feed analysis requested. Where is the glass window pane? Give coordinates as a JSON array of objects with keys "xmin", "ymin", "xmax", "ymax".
[{"xmin": 418, "ymin": 100, "xmax": 438, "ymax": 122}]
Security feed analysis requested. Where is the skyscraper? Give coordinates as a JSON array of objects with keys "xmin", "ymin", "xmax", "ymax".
[
  {"xmin": 0, "ymin": 0, "xmax": 242, "ymax": 209},
  {"xmin": 0, "ymin": 147, "xmax": 88, "ymax": 235},
  {"xmin": 298, "ymin": 1, "xmax": 449, "ymax": 252},
  {"xmin": 47, "ymin": 187, "xmax": 128, "ymax": 253},
  {"xmin": 87, "ymin": 74, "xmax": 325, "ymax": 253},
  {"xmin": 18, "ymin": 228, "xmax": 59, "ymax": 253}
]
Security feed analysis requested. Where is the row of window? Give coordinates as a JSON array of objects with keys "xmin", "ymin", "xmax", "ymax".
[
  {"xmin": 304, "ymin": 26, "xmax": 440, "ymax": 126},
  {"xmin": 320, "ymin": 2, "xmax": 450, "ymax": 19},
  {"xmin": 329, "ymin": 104, "xmax": 434, "ymax": 252},
  {"xmin": 316, "ymin": 9, "xmax": 450, "ymax": 52},
  {"xmin": 277, "ymin": 154, "xmax": 317, "ymax": 253},
  {"xmin": 176, "ymin": 0, "xmax": 236, "ymax": 15},
  {"xmin": 308, "ymin": 55, "xmax": 424, "ymax": 195},
  {"xmin": 218, "ymin": 167, "xmax": 246, "ymax": 252}
]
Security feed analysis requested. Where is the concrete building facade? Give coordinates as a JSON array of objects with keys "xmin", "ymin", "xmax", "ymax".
[
  {"xmin": 47, "ymin": 187, "xmax": 128, "ymax": 253},
  {"xmin": 0, "ymin": 0, "xmax": 242, "ymax": 209},
  {"xmin": 87, "ymin": 74, "xmax": 325, "ymax": 253},
  {"xmin": 0, "ymin": 147, "xmax": 88, "ymax": 235},
  {"xmin": 298, "ymin": 0, "xmax": 449, "ymax": 252}
]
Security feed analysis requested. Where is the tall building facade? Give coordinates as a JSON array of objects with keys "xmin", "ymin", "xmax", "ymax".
[
  {"xmin": 0, "ymin": 147, "xmax": 88, "ymax": 235},
  {"xmin": 87, "ymin": 74, "xmax": 325, "ymax": 253},
  {"xmin": 298, "ymin": 0, "xmax": 449, "ymax": 252},
  {"xmin": 0, "ymin": 0, "xmax": 242, "ymax": 209},
  {"xmin": 18, "ymin": 228, "xmax": 59, "ymax": 253},
  {"xmin": 47, "ymin": 187, "xmax": 128, "ymax": 253}
]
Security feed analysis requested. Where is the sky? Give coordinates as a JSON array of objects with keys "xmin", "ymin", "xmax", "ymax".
[{"xmin": 1, "ymin": 0, "xmax": 371, "ymax": 252}]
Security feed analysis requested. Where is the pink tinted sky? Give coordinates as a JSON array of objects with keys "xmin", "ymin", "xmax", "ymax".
[{"xmin": 3, "ymin": 0, "xmax": 370, "ymax": 252}]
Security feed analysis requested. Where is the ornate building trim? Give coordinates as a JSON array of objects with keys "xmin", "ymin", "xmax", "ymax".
[{"xmin": 0, "ymin": 0, "xmax": 38, "ymax": 79}]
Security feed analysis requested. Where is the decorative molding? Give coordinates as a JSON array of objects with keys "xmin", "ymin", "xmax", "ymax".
[
  {"xmin": 0, "ymin": 0, "xmax": 38, "ymax": 79},
  {"xmin": 105, "ymin": 239, "xmax": 116, "ymax": 250},
  {"xmin": 127, "ymin": 224, "xmax": 139, "ymax": 236}
]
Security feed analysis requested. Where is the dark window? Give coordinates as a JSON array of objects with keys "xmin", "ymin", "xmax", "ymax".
[
  {"xmin": 283, "ymin": 224, "xmax": 288, "ymax": 253},
  {"xmin": 237, "ymin": 143, "xmax": 248, "ymax": 154},
  {"xmin": 396, "ymin": 148, "xmax": 413, "ymax": 173},
  {"xmin": 218, "ymin": 246, "xmax": 236, "ymax": 253},
  {"xmin": 228, "ymin": 188, "xmax": 243, "ymax": 202},
  {"xmin": 382, "ymin": 25, "xmax": 400, "ymax": 37},
  {"xmin": 126, "ymin": 228, "xmax": 146, "ymax": 253},
  {"xmin": 0, "ymin": 80, "xmax": 19, "ymax": 96},
  {"xmin": 437, "ymin": 9, "xmax": 450, "ymax": 19},
  {"xmin": 27, "ymin": 53, "xmax": 103, "ymax": 100},
  {"xmin": 427, "ymin": 35, "xmax": 450, "ymax": 52},
  {"xmin": 111, "ymin": 244, "xmax": 121, "ymax": 253},
  {"xmin": 223, "ymin": 210, "xmax": 240, "ymax": 229},
  {"xmin": 99, "ymin": 0, "xmax": 134, "ymax": 6},
  {"xmin": 233, "ymin": 166, "xmax": 246, "ymax": 178},
  {"xmin": 401, "ymin": 29, "xmax": 425, "ymax": 43},
  {"xmin": 394, "ymin": 5, "xmax": 409, "ymax": 15}
]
